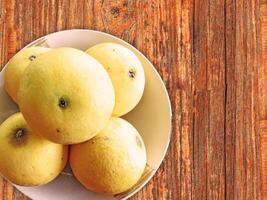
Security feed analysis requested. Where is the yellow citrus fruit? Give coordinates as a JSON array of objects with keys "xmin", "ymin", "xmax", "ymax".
[
  {"xmin": 0, "ymin": 112, "xmax": 68, "ymax": 186},
  {"xmin": 4, "ymin": 47, "xmax": 50, "ymax": 103},
  {"xmin": 18, "ymin": 47, "xmax": 115, "ymax": 144},
  {"xmin": 70, "ymin": 117, "xmax": 147, "ymax": 195},
  {"xmin": 86, "ymin": 43, "xmax": 145, "ymax": 116}
]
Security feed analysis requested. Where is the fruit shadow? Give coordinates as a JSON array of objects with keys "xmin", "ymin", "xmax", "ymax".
[{"xmin": 0, "ymin": 68, "xmax": 19, "ymax": 123}]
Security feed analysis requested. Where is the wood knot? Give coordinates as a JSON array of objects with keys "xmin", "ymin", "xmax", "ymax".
[{"xmin": 110, "ymin": 7, "xmax": 120, "ymax": 18}]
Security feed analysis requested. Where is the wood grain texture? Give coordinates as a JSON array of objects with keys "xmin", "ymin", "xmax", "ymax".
[
  {"xmin": 260, "ymin": 0, "xmax": 267, "ymax": 199},
  {"xmin": 0, "ymin": 0, "xmax": 264, "ymax": 199}
]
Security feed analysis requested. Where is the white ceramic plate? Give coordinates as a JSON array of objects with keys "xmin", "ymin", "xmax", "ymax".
[{"xmin": 0, "ymin": 29, "xmax": 172, "ymax": 200}]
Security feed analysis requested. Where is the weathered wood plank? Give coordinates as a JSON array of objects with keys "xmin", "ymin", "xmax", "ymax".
[
  {"xmin": 259, "ymin": 0, "xmax": 267, "ymax": 199},
  {"xmin": 233, "ymin": 0, "xmax": 262, "ymax": 199},
  {"xmin": 225, "ymin": 0, "xmax": 236, "ymax": 199}
]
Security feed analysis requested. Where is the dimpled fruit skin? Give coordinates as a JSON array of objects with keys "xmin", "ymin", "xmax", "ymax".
[
  {"xmin": 4, "ymin": 47, "xmax": 50, "ymax": 103},
  {"xmin": 86, "ymin": 43, "xmax": 145, "ymax": 117},
  {"xmin": 70, "ymin": 117, "xmax": 147, "ymax": 195},
  {"xmin": 0, "ymin": 113, "xmax": 68, "ymax": 186},
  {"xmin": 18, "ymin": 47, "xmax": 115, "ymax": 144}
]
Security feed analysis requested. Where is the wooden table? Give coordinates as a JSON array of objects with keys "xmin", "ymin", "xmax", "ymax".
[{"xmin": 0, "ymin": 0, "xmax": 266, "ymax": 199}]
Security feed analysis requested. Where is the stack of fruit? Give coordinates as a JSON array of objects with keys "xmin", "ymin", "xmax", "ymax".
[{"xmin": 0, "ymin": 43, "xmax": 147, "ymax": 195}]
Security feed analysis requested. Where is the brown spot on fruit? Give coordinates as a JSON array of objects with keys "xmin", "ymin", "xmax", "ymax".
[
  {"xmin": 90, "ymin": 141, "xmax": 95, "ymax": 144},
  {"xmin": 103, "ymin": 136, "xmax": 110, "ymax": 141},
  {"xmin": 15, "ymin": 129, "xmax": 25, "ymax": 139},
  {"xmin": 58, "ymin": 97, "xmax": 68, "ymax": 109},
  {"xmin": 9, "ymin": 128, "xmax": 28, "ymax": 146},
  {"xmin": 128, "ymin": 68, "xmax": 136, "ymax": 79},
  {"xmin": 56, "ymin": 129, "xmax": 60, "ymax": 133},
  {"xmin": 136, "ymin": 135, "xmax": 142, "ymax": 148},
  {"xmin": 29, "ymin": 55, "xmax": 36, "ymax": 61}
]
